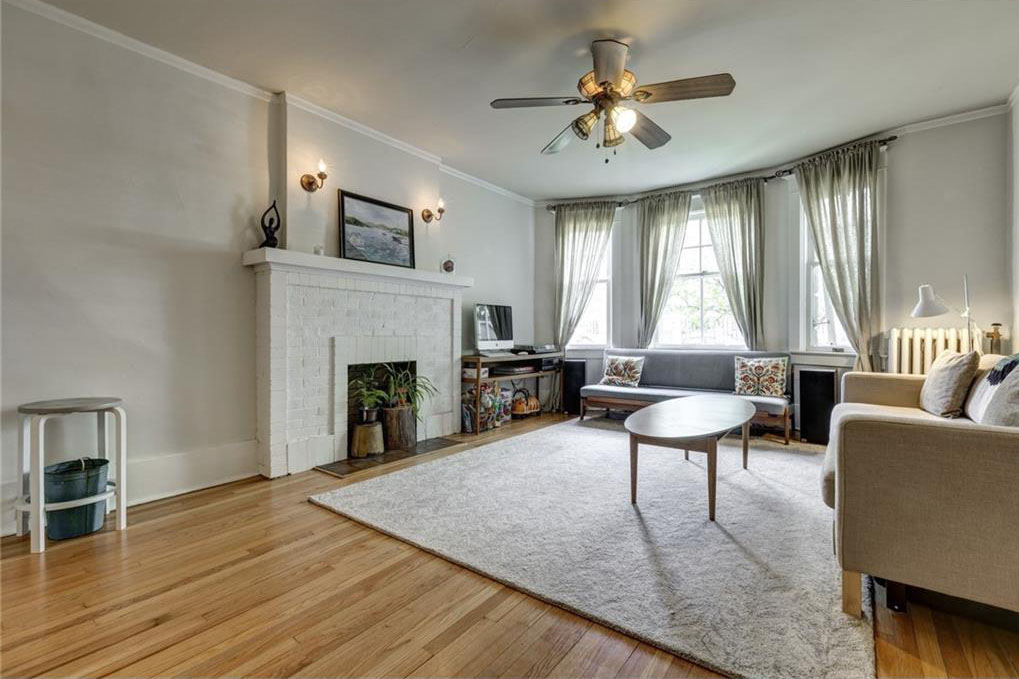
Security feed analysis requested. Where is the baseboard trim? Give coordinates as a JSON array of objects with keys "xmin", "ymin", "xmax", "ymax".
[{"xmin": 1, "ymin": 439, "xmax": 258, "ymax": 536}]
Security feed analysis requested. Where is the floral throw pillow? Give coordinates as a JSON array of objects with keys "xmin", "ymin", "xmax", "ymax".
[
  {"xmin": 735, "ymin": 356, "xmax": 788, "ymax": 397},
  {"xmin": 599, "ymin": 356, "xmax": 644, "ymax": 388}
]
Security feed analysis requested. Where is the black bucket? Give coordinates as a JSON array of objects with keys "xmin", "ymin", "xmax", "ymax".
[{"xmin": 44, "ymin": 458, "xmax": 109, "ymax": 540}]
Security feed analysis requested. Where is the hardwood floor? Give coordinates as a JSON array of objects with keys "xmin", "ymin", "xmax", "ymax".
[{"xmin": 2, "ymin": 414, "xmax": 1017, "ymax": 678}]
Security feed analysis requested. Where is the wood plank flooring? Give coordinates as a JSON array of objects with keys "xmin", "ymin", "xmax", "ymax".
[{"xmin": 2, "ymin": 414, "xmax": 1017, "ymax": 678}]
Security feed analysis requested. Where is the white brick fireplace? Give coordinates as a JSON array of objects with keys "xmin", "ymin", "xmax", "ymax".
[{"xmin": 243, "ymin": 248, "xmax": 473, "ymax": 478}]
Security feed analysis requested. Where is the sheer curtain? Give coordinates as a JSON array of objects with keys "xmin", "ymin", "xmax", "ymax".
[
  {"xmin": 796, "ymin": 140, "xmax": 882, "ymax": 370},
  {"xmin": 703, "ymin": 178, "xmax": 765, "ymax": 350},
  {"xmin": 553, "ymin": 201, "xmax": 618, "ymax": 348},
  {"xmin": 636, "ymin": 191, "xmax": 692, "ymax": 348}
]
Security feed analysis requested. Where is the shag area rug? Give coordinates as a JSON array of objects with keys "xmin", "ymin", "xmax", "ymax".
[{"xmin": 310, "ymin": 418, "xmax": 875, "ymax": 679}]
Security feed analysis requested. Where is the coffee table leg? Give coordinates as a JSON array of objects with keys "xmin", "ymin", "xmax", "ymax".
[
  {"xmin": 707, "ymin": 437, "xmax": 717, "ymax": 521},
  {"xmin": 629, "ymin": 435, "xmax": 638, "ymax": 504},
  {"xmin": 742, "ymin": 422, "xmax": 749, "ymax": 469}
]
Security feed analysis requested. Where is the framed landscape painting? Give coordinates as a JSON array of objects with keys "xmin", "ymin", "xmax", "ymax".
[{"xmin": 339, "ymin": 190, "xmax": 415, "ymax": 268}]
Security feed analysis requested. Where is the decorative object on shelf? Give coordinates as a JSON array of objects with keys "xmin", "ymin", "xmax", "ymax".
[
  {"xmin": 339, "ymin": 190, "xmax": 415, "ymax": 268},
  {"xmin": 258, "ymin": 199, "xmax": 282, "ymax": 248},
  {"xmin": 911, "ymin": 275, "xmax": 983, "ymax": 351},
  {"xmin": 440, "ymin": 254, "xmax": 457, "ymax": 274},
  {"xmin": 422, "ymin": 198, "xmax": 445, "ymax": 223},
  {"xmin": 986, "ymin": 323, "xmax": 1003, "ymax": 355},
  {"xmin": 300, "ymin": 159, "xmax": 328, "ymax": 192},
  {"xmin": 511, "ymin": 388, "xmax": 541, "ymax": 418},
  {"xmin": 381, "ymin": 363, "xmax": 437, "ymax": 449},
  {"xmin": 313, "ymin": 245, "xmax": 325, "ymax": 256},
  {"xmin": 350, "ymin": 367, "xmax": 389, "ymax": 424}
]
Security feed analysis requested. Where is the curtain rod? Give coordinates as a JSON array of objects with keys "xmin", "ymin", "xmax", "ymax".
[{"xmin": 544, "ymin": 135, "xmax": 897, "ymax": 212}]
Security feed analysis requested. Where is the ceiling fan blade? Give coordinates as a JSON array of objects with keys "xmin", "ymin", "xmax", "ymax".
[
  {"xmin": 541, "ymin": 123, "xmax": 574, "ymax": 155},
  {"xmin": 630, "ymin": 111, "xmax": 671, "ymax": 150},
  {"xmin": 591, "ymin": 39, "xmax": 628, "ymax": 88},
  {"xmin": 633, "ymin": 73, "xmax": 735, "ymax": 103},
  {"xmin": 491, "ymin": 97, "xmax": 583, "ymax": 109}
]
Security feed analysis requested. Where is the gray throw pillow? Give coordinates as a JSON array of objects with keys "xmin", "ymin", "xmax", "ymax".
[
  {"xmin": 982, "ymin": 366, "xmax": 1019, "ymax": 427},
  {"xmin": 920, "ymin": 350, "xmax": 979, "ymax": 418}
]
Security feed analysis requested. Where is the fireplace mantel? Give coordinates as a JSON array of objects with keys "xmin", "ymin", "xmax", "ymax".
[
  {"xmin": 244, "ymin": 248, "xmax": 471, "ymax": 478},
  {"xmin": 242, "ymin": 248, "xmax": 474, "ymax": 289}
]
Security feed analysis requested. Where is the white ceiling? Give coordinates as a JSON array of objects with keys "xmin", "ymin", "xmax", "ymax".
[{"xmin": 43, "ymin": 0, "xmax": 1019, "ymax": 201}]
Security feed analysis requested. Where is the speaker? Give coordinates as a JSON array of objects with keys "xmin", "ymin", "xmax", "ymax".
[
  {"xmin": 563, "ymin": 360, "xmax": 586, "ymax": 415},
  {"xmin": 799, "ymin": 369, "xmax": 837, "ymax": 444}
]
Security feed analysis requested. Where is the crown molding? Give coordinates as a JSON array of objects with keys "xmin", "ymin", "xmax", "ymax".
[
  {"xmin": 438, "ymin": 165, "xmax": 534, "ymax": 207},
  {"xmin": 286, "ymin": 94, "xmax": 534, "ymax": 206},
  {"xmin": 889, "ymin": 104, "xmax": 1009, "ymax": 137},
  {"xmin": 285, "ymin": 93, "xmax": 442, "ymax": 166},
  {"xmin": 4, "ymin": 0, "xmax": 273, "ymax": 101}
]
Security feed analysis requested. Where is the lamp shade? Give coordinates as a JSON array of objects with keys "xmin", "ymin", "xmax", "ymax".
[{"xmin": 910, "ymin": 284, "xmax": 949, "ymax": 318}]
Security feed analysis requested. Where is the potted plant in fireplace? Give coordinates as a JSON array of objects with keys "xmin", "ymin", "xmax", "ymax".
[
  {"xmin": 381, "ymin": 363, "xmax": 438, "ymax": 450},
  {"xmin": 350, "ymin": 368, "xmax": 389, "ymax": 424}
]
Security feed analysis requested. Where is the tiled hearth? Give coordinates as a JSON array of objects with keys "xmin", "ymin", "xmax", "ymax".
[{"xmin": 244, "ymin": 249, "xmax": 473, "ymax": 478}]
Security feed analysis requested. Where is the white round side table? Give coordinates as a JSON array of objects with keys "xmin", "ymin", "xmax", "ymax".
[{"xmin": 14, "ymin": 397, "xmax": 127, "ymax": 553}]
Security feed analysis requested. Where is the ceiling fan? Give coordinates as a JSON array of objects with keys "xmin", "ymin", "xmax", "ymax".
[{"xmin": 490, "ymin": 39, "xmax": 735, "ymax": 156}]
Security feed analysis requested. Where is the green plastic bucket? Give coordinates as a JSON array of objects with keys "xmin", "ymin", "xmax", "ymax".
[{"xmin": 44, "ymin": 458, "xmax": 109, "ymax": 540}]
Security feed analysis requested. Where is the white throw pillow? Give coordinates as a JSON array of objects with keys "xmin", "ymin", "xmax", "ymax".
[{"xmin": 964, "ymin": 354, "xmax": 1006, "ymax": 423}]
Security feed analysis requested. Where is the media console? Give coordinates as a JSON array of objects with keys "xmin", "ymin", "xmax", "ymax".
[{"xmin": 461, "ymin": 351, "xmax": 564, "ymax": 434}]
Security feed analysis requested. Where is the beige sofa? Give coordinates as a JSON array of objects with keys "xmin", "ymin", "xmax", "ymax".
[{"xmin": 821, "ymin": 367, "xmax": 1019, "ymax": 617}]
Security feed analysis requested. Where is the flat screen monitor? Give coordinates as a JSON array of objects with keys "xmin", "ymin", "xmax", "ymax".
[{"xmin": 475, "ymin": 304, "xmax": 513, "ymax": 351}]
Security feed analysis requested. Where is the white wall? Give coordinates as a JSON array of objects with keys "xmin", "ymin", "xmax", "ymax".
[
  {"xmin": 284, "ymin": 101, "xmax": 536, "ymax": 345},
  {"xmin": 1011, "ymin": 92, "xmax": 1019, "ymax": 333},
  {"xmin": 886, "ymin": 113, "xmax": 1012, "ymax": 336},
  {"xmin": 1, "ymin": 4, "xmax": 267, "ymax": 531},
  {"xmin": 1, "ymin": 4, "xmax": 537, "ymax": 534}
]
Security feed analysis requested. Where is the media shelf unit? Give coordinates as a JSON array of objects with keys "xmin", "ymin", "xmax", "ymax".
[{"xmin": 461, "ymin": 352, "xmax": 563, "ymax": 434}]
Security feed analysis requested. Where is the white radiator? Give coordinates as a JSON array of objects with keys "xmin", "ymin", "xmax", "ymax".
[{"xmin": 886, "ymin": 327, "xmax": 977, "ymax": 375}]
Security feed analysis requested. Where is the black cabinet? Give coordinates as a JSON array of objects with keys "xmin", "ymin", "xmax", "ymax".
[
  {"xmin": 799, "ymin": 368, "xmax": 837, "ymax": 444},
  {"xmin": 563, "ymin": 360, "xmax": 586, "ymax": 415}
]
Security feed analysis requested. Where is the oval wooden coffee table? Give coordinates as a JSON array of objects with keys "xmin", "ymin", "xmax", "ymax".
[{"xmin": 624, "ymin": 395, "xmax": 756, "ymax": 521}]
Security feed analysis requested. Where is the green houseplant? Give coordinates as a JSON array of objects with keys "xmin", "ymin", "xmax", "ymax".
[
  {"xmin": 381, "ymin": 363, "xmax": 438, "ymax": 450},
  {"xmin": 350, "ymin": 368, "xmax": 389, "ymax": 424}
]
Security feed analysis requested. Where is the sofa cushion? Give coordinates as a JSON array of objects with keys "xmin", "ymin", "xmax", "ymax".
[
  {"xmin": 982, "ymin": 366, "xmax": 1019, "ymax": 428},
  {"xmin": 603, "ymin": 348, "xmax": 791, "ymax": 393},
  {"xmin": 920, "ymin": 350, "xmax": 979, "ymax": 418},
  {"xmin": 821, "ymin": 402, "xmax": 980, "ymax": 508},
  {"xmin": 964, "ymin": 353, "xmax": 1007, "ymax": 423},
  {"xmin": 599, "ymin": 355, "xmax": 644, "ymax": 387},
  {"xmin": 579, "ymin": 385, "xmax": 789, "ymax": 414},
  {"xmin": 735, "ymin": 356, "xmax": 788, "ymax": 397}
]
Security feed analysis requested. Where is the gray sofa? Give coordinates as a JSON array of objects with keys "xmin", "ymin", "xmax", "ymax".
[{"xmin": 580, "ymin": 348, "xmax": 792, "ymax": 443}]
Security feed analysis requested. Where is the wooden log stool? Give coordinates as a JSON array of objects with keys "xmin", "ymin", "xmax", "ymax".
[{"xmin": 350, "ymin": 422, "xmax": 384, "ymax": 458}]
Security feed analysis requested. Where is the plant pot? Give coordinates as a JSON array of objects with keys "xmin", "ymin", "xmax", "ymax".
[
  {"xmin": 382, "ymin": 406, "xmax": 416, "ymax": 451},
  {"xmin": 359, "ymin": 407, "xmax": 379, "ymax": 424}
]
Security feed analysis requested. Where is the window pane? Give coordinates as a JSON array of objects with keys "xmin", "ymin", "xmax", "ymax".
[
  {"xmin": 678, "ymin": 246, "xmax": 700, "ymax": 275},
  {"xmin": 702, "ymin": 276, "xmax": 744, "ymax": 346},
  {"xmin": 569, "ymin": 281, "xmax": 608, "ymax": 346},
  {"xmin": 701, "ymin": 245, "xmax": 719, "ymax": 274},
  {"xmin": 596, "ymin": 246, "xmax": 610, "ymax": 279},
  {"xmin": 655, "ymin": 277, "xmax": 701, "ymax": 346},
  {"xmin": 683, "ymin": 219, "xmax": 701, "ymax": 247}
]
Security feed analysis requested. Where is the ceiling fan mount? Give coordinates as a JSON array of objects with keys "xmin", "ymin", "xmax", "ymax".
[{"xmin": 490, "ymin": 39, "xmax": 735, "ymax": 156}]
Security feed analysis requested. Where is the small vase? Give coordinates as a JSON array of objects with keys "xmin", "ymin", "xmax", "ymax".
[{"xmin": 359, "ymin": 407, "xmax": 379, "ymax": 424}]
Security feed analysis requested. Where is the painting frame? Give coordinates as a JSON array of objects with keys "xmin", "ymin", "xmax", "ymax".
[{"xmin": 338, "ymin": 190, "xmax": 416, "ymax": 269}]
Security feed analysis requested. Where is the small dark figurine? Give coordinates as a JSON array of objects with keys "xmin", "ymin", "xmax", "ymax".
[{"xmin": 259, "ymin": 199, "xmax": 281, "ymax": 248}]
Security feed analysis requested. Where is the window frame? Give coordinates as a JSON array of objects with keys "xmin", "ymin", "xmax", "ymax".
[
  {"xmin": 565, "ymin": 239, "xmax": 613, "ymax": 349},
  {"xmin": 653, "ymin": 209, "xmax": 747, "ymax": 350}
]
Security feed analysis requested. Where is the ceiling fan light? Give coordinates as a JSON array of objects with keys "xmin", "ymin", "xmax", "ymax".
[
  {"xmin": 603, "ymin": 117, "xmax": 624, "ymax": 148},
  {"xmin": 612, "ymin": 106, "xmax": 637, "ymax": 133},
  {"xmin": 618, "ymin": 70, "xmax": 638, "ymax": 97},
  {"xmin": 571, "ymin": 110, "xmax": 599, "ymax": 140},
  {"xmin": 577, "ymin": 71, "xmax": 601, "ymax": 100}
]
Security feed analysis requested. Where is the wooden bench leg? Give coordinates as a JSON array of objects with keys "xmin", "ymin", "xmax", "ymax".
[
  {"xmin": 842, "ymin": 570, "xmax": 862, "ymax": 617},
  {"xmin": 579, "ymin": 398, "xmax": 586, "ymax": 421},
  {"xmin": 783, "ymin": 407, "xmax": 791, "ymax": 445}
]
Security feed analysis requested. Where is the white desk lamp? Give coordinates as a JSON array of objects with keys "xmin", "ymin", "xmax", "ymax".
[{"xmin": 910, "ymin": 275, "xmax": 982, "ymax": 352}]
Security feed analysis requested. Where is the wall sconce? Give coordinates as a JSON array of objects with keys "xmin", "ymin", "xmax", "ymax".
[
  {"xmin": 422, "ymin": 198, "xmax": 445, "ymax": 223},
  {"xmin": 300, "ymin": 159, "xmax": 328, "ymax": 192}
]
